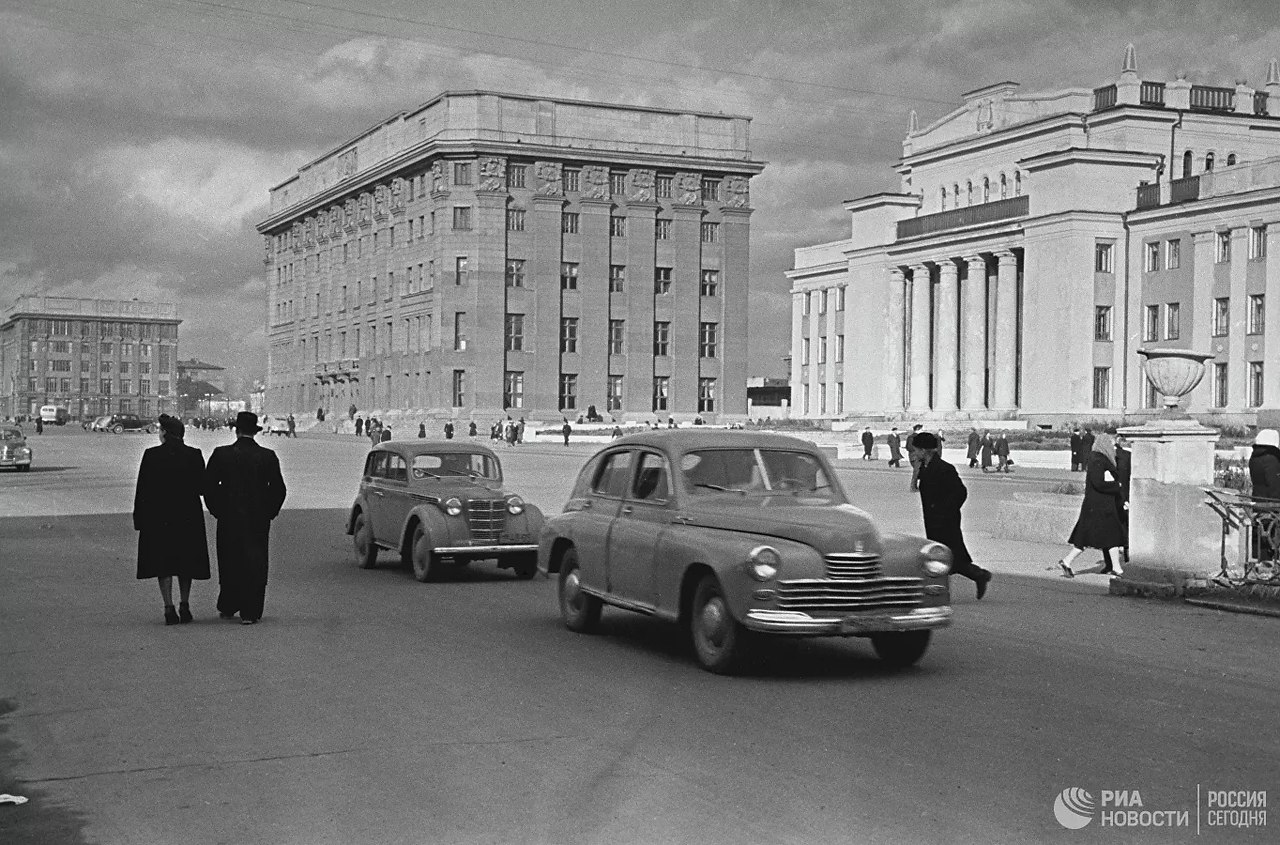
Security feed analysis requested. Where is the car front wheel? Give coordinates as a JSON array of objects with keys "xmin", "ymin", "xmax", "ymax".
[
  {"xmin": 690, "ymin": 574, "xmax": 750, "ymax": 674},
  {"xmin": 870, "ymin": 630, "xmax": 931, "ymax": 669},
  {"xmin": 558, "ymin": 548, "xmax": 601, "ymax": 632},
  {"xmin": 112, "ymin": 425, "xmax": 124, "ymax": 434},
  {"xmin": 410, "ymin": 523, "xmax": 443, "ymax": 582},
  {"xmin": 352, "ymin": 511, "xmax": 378, "ymax": 569}
]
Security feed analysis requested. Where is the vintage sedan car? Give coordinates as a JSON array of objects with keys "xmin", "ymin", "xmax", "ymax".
[
  {"xmin": 538, "ymin": 431, "xmax": 953, "ymax": 673},
  {"xmin": 104, "ymin": 414, "xmax": 156, "ymax": 434},
  {"xmin": 0, "ymin": 426, "xmax": 33, "ymax": 471},
  {"xmin": 347, "ymin": 441, "xmax": 544, "ymax": 581}
]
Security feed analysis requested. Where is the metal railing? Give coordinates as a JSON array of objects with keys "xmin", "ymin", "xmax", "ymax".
[
  {"xmin": 1190, "ymin": 85, "xmax": 1235, "ymax": 112},
  {"xmin": 1093, "ymin": 85, "xmax": 1117, "ymax": 111},
  {"xmin": 1140, "ymin": 81, "xmax": 1166, "ymax": 105},
  {"xmin": 896, "ymin": 195, "xmax": 1029, "ymax": 240},
  {"xmin": 1255, "ymin": 91, "xmax": 1270, "ymax": 116},
  {"xmin": 1202, "ymin": 489, "xmax": 1280, "ymax": 585}
]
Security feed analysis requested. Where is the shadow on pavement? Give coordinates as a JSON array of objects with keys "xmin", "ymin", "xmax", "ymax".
[{"xmin": 0, "ymin": 701, "xmax": 93, "ymax": 845}]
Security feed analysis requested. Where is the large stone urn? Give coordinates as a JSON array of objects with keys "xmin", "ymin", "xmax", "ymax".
[{"xmin": 1113, "ymin": 349, "xmax": 1221, "ymax": 596}]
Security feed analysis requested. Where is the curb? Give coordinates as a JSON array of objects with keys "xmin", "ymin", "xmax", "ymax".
[{"xmin": 1183, "ymin": 597, "xmax": 1280, "ymax": 618}]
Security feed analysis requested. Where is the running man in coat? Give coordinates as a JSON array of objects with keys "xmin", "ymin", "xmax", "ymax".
[
  {"xmin": 204, "ymin": 412, "xmax": 287, "ymax": 624},
  {"xmin": 914, "ymin": 432, "xmax": 992, "ymax": 599}
]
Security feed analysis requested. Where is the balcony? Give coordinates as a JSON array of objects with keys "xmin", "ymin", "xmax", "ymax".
[
  {"xmin": 1254, "ymin": 91, "xmax": 1270, "ymax": 116},
  {"xmin": 1190, "ymin": 85, "xmax": 1234, "ymax": 112},
  {"xmin": 896, "ymin": 195, "xmax": 1029, "ymax": 240},
  {"xmin": 1135, "ymin": 183, "xmax": 1161, "ymax": 210},
  {"xmin": 1133, "ymin": 175, "xmax": 1201, "ymax": 210},
  {"xmin": 1140, "ymin": 81, "xmax": 1166, "ymax": 106},
  {"xmin": 1170, "ymin": 175, "xmax": 1201, "ymax": 204},
  {"xmin": 1093, "ymin": 85, "xmax": 1117, "ymax": 111}
]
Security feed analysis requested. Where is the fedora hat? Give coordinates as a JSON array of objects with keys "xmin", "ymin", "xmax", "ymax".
[{"xmin": 234, "ymin": 411, "xmax": 263, "ymax": 433}]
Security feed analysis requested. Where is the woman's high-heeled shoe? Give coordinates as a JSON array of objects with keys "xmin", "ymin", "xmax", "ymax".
[
  {"xmin": 1058, "ymin": 560, "xmax": 1075, "ymax": 578},
  {"xmin": 164, "ymin": 606, "xmax": 180, "ymax": 625},
  {"xmin": 178, "ymin": 602, "xmax": 193, "ymax": 624}
]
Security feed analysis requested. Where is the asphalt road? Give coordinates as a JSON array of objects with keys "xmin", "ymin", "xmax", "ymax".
[{"xmin": 1, "ymin": 428, "xmax": 1276, "ymax": 844}]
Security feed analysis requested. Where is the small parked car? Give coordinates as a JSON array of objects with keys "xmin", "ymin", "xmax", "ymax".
[
  {"xmin": 538, "ymin": 431, "xmax": 953, "ymax": 673},
  {"xmin": 0, "ymin": 426, "xmax": 32, "ymax": 471},
  {"xmin": 104, "ymin": 414, "xmax": 156, "ymax": 434},
  {"xmin": 265, "ymin": 416, "xmax": 291, "ymax": 436},
  {"xmin": 86, "ymin": 414, "xmax": 113, "ymax": 431},
  {"xmin": 347, "ymin": 441, "xmax": 544, "ymax": 581}
]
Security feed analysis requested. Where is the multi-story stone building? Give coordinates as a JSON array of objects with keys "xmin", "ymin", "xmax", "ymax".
[
  {"xmin": 256, "ymin": 91, "xmax": 763, "ymax": 422},
  {"xmin": 0, "ymin": 296, "xmax": 180, "ymax": 420},
  {"xmin": 789, "ymin": 47, "xmax": 1280, "ymax": 425}
]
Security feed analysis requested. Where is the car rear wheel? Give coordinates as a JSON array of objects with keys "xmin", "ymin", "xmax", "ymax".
[
  {"xmin": 558, "ymin": 549, "xmax": 601, "ymax": 632},
  {"xmin": 352, "ymin": 511, "xmax": 378, "ymax": 569},
  {"xmin": 410, "ymin": 523, "xmax": 444, "ymax": 582},
  {"xmin": 112, "ymin": 424, "xmax": 124, "ymax": 434},
  {"xmin": 870, "ymin": 630, "xmax": 931, "ymax": 669},
  {"xmin": 690, "ymin": 574, "xmax": 750, "ymax": 674}
]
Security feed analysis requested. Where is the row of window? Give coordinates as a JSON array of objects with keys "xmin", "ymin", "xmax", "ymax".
[
  {"xmin": 483, "ymin": 371, "xmax": 717, "ymax": 414},
  {"xmin": 1090, "ymin": 362, "xmax": 1265, "ymax": 409},
  {"xmin": 800, "ymin": 336, "xmax": 847, "ymax": 366},
  {"xmin": 1181, "ymin": 150, "xmax": 1239, "ymax": 178},
  {"xmin": 939, "ymin": 172, "xmax": 1023, "ymax": 211},
  {"xmin": 499, "ymin": 316, "xmax": 721, "ymax": 358},
  {"xmin": 801, "ymin": 383, "xmax": 846, "ymax": 417},
  {"xmin": 1095, "ymin": 296, "xmax": 1268, "ymax": 342},
  {"xmin": 30, "ymin": 359, "xmax": 161, "ymax": 375},
  {"xmin": 29, "ymin": 341, "xmax": 166, "ymax": 359},
  {"xmin": 1095, "ymin": 227, "xmax": 1269, "ymax": 275},
  {"xmin": 25, "ymin": 378, "xmax": 170, "ymax": 396},
  {"xmin": 21, "ymin": 320, "xmax": 175, "ymax": 340},
  {"xmin": 800, "ymin": 287, "xmax": 848, "ymax": 315}
]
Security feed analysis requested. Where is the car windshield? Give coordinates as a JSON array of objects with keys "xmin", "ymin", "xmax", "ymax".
[
  {"xmin": 0, "ymin": 429, "xmax": 23, "ymax": 441},
  {"xmin": 412, "ymin": 452, "xmax": 499, "ymax": 480},
  {"xmin": 680, "ymin": 448, "xmax": 837, "ymax": 499}
]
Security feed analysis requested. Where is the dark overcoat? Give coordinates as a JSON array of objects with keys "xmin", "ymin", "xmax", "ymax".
[
  {"xmin": 980, "ymin": 436, "xmax": 993, "ymax": 468},
  {"xmin": 133, "ymin": 439, "xmax": 211, "ymax": 580},
  {"xmin": 966, "ymin": 431, "xmax": 981, "ymax": 460},
  {"xmin": 204, "ymin": 437, "xmax": 287, "ymax": 618},
  {"xmin": 1069, "ymin": 432, "xmax": 1083, "ymax": 466},
  {"xmin": 886, "ymin": 433, "xmax": 901, "ymax": 460},
  {"xmin": 917, "ymin": 455, "xmax": 972, "ymax": 567},
  {"xmin": 1250, "ymin": 446, "xmax": 1280, "ymax": 500},
  {"xmin": 1067, "ymin": 450, "xmax": 1126, "ymax": 550}
]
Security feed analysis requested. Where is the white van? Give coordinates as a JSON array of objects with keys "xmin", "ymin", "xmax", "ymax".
[{"xmin": 39, "ymin": 405, "xmax": 70, "ymax": 426}]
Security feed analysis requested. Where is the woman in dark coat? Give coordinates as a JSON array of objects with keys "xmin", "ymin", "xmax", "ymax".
[
  {"xmin": 1059, "ymin": 433, "xmax": 1126, "ymax": 577},
  {"xmin": 979, "ymin": 431, "xmax": 993, "ymax": 472},
  {"xmin": 1248, "ymin": 429, "xmax": 1280, "ymax": 560},
  {"xmin": 133, "ymin": 415, "xmax": 210, "ymax": 624},
  {"xmin": 915, "ymin": 432, "xmax": 992, "ymax": 599}
]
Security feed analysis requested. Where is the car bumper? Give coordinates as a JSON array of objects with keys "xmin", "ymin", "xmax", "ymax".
[
  {"xmin": 742, "ymin": 606, "xmax": 952, "ymax": 636},
  {"xmin": 432, "ymin": 543, "xmax": 538, "ymax": 555},
  {"xmin": 0, "ymin": 459, "xmax": 31, "ymax": 466}
]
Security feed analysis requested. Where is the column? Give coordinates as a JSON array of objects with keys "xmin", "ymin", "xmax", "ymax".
[
  {"xmin": 790, "ymin": 292, "xmax": 805, "ymax": 414},
  {"xmin": 884, "ymin": 269, "xmax": 905, "ymax": 412},
  {"xmin": 1264, "ymin": 226, "xmax": 1280, "ymax": 410},
  {"xmin": 907, "ymin": 264, "xmax": 931, "ymax": 412},
  {"xmin": 935, "ymin": 259, "xmax": 959, "ymax": 412},
  {"xmin": 992, "ymin": 250, "xmax": 1018, "ymax": 410},
  {"xmin": 961, "ymin": 254, "xmax": 988, "ymax": 411}
]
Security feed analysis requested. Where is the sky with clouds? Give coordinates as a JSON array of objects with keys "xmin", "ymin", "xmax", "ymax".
[{"xmin": 2, "ymin": 0, "xmax": 1278, "ymax": 391}]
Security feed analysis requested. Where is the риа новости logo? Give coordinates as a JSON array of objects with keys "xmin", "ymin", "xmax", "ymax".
[{"xmin": 1054, "ymin": 788, "xmax": 1097, "ymax": 829}]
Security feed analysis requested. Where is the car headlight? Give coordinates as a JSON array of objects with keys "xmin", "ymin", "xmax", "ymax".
[
  {"xmin": 15, "ymin": 447, "xmax": 31, "ymax": 456},
  {"xmin": 506, "ymin": 495, "xmax": 525, "ymax": 515},
  {"xmin": 442, "ymin": 497, "xmax": 463, "ymax": 517},
  {"xmin": 920, "ymin": 541, "xmax": 952, "ymax": 576},
  {"xmin": 744, "ymin": 545, "xmax": 782, "ymax": 582}
]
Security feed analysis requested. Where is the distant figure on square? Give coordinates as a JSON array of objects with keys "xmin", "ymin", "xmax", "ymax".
[
  {"xmin": 355, "ymin": 416, "xmax": 364, "ymax": 437},
  {"xmin": 966, "ymin": 428, "xmax": 981, "ymax": 468},
  {"xmin": 204, "ymin": 412, "xmax": 287, "ymax": 625},
  {"xmin": 444, "ymin": 421, "xmax": 454, "ymax": 440},
  {"xmin": 417, "ymin": 422, "xmax": 426, "ymax": 439},
  {"xmin": 469, "ymin": 421, "xmax": 477, "ymax": 439},
  {"xmin": 562, "ymin": 420, "xmax": 572, "ymax": 445},
  {"xmin": 993, "ymin": 432, "xmax": 1011, "ymax": 473},
  {"xmin": 861, "ymin": 426, "xmax": 874, "ymax": 460},
  {"xmin": 287, "ymin": 414, "xmax": 296, "ymax": 438},
  {"xmin": 1069, "ymin": 427, "xmax": 1084, "ymax": 472},
  {"xmin": 886, "ymin": 427, "xmax": 902, "ymax": 467},
  {"xmin": 133, "ymin": 414, "xmax": 210, "ymax": 625},
  {"xmin": 380, "ymin": 426, "xmax": 392, "ymax": 443},
  {"xmin": 914, "ymin": 432, "xmax": 991, "ymax": 599},
  {"xmin": 979, "ymin": 430, "xmax": 994, "ymax": 473},
  {"xmin": 1058, "ymin": 432, "xmax": 1126, "ymax": 578}
]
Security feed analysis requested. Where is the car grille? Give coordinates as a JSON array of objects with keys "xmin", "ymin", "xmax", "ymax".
[
  {"xmin": 465, "ymin": 499, "xmax": 507, "ymax": 542},
  {"xmin": 775, "ymin": 578, "xmax": 924, "ymax": 614},
  {"xmin": 0, "ymin": 447, "xmax": 11, "ymax": 459},
  {"xmin": 825, "ymin": 552, "xmax": 882, "ymax": 580}
]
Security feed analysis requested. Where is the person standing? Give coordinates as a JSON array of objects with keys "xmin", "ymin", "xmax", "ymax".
[
  {"xmin": 914, "ymin": 432, "xmax": 991, "ymax": 599},
  {"xmin": 1249, "ymin": 429, "xmax": 1280, "ymax": 561},
  {"xmin": 886, "ymin": 427, "xmax": 902, "ymax": 467},
  {"xmin": 861, "ymin": 426, "xmax": 874, "ymax": 460},
  {"xmin": 979, "ymin": 430, "xmax": 994, "ymax": 473},
  {"xmin": 35, "ymin": 415, "xmax": 43, "ymax": 435},
  {"xmin": 966, "ymin": 428, "xmax": 981, "ymax": 468},
  {"xmin": 1069, "ymin": 427, "xmax": 1084, "ymax": 472},
  {"xmin": 561, "ymin": 419, "xmax": 572, "ymax": 445},
  {"xmin": 516, "ymin": 417, "xmax": 526, "ymax": 445},
  {"xmin": 133, "ymin": 414, "xmax": 210, "ymax": 625},
  {"xmin": 993, "ymin": 432, "xmax": 1011, "ymax": 473},
  {"xmin": 468, "ymin": 421, "xmax": 477, "ymax": 439},
  {"xmin": 1080, "ymin": 428, "xmax": 1095, "ymax": 467},
  {"xmin": 355, "ymin": 416, "xmax": 364, "ymax": 437},
  {"xmin": 417, "ymin": 422, "xmax": 426, "ymax": 439},
  {"xmin": 204, "ymin": 412, "xmax": 287, "ymax": 624},
  {"xmin": 905, "ymin": 424, "xmax": 924, "ymax": 491},
  {"xmin": 1058, "ymin": 433, "xmax": 1126, "ymax": 578},
  {"xmin": 286, "ymin": 414, "xmax": 296, "ymax": 438},
  {"xmin": 380, "ymin": 426, "xmax": 392, "ymax": 443},
  {"xmin": 443, "ymin": 421, "xmax": 454, "ymax": 440}
]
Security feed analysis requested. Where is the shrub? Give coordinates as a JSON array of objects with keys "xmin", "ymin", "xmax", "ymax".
[{"xmin": 1215, "ymin": 455, "xmax": 1251, "ymax": 492}]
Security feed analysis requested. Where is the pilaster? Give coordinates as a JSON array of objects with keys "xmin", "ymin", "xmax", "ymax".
[
  {"xmin": 935, "ymin": 259, "xmax": 960, "ymax": 412},
  {"xmin": 884, "ymin": 268, "xmax": 906, "ymax": 413},
  {"xmin": 908, "ymin": 264, "xmax": 931, "ymax": 412},
  {"xmin": 992, "ymin": 250, "xmax": 1018, "ymax": 411},
  {"xmin": 961, "ymin": 254, "xmax": 988, "ymax": 411}
]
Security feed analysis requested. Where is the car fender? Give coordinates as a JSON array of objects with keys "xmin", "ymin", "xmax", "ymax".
[
  {"xmin": 537, "ymin": 512, "xmax": 580, "ymax": 575},
  {"xmin": 346, "ymin": 496, "xmax": 369, "ymax": 535},
  {"xmin": 400, "ymin": 504, "xmax": 451, "ymax": 556},
  {"xmin": 502, "ymin": 502, "xmax": 545, "ymax": 544}
]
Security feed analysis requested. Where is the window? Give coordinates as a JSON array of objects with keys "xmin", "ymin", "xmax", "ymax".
[
  {"xmin": 1095, "ymin": 240, "xmax": 1116, "ymax": 273},
  {"xmin": 610, "ymin": 215, "xmax": 626, "ymax": 237},
  {"xmin": 653, "ymin": 321, "xmax": 670, "ymax": 356},
  {"xmin": 802, "ymin": 339, "xmax": 810, "ymax": 366},
  {"xmin": 701, "ymin": 178, "xmax": 719, "ymax": 202},
  {"xmin": 818, "ymin": 289, "xmax": 827, "ymax": 314},
  {"xmin": 559, "ymin": 374, "xmax": 577, "ymax": 410},
  {"xmin": 51, "ymin": 341, "xmax": 69, "ymax": 354},
  {"xmin": 1000, "ymin": 173, "xmax": 1008, "ymax": 199},
  {"xmin": 1249, "ymin": 294, "xmax": 1265, "ymax": 334},
  {"xmin": 1214, "ymin": 298, "xmax": 1230, "ymax": 336},
  {"xmin": 835, "ymin": 335, "xmax": 845, "ymax": 363},
  {"xmin": 654, "ymin": 267, "xmax": 672, "ymax": 294},
  {"xmin": 561, "ymin": 212, "xmax": 580, "ymax": 234},
  {"xmin": 656, "ymin": 174, "xmax": 672, "ymax": 199},
  {"xmin": 1227, "ymin": 153, "xmax": 1238, "ymax": 166},
  {"xmin": 1251, "ymin": 226, "xmax": 1268, "ymax": 259},
  {"xmin": 592, "ymin": 450, "xmax": 632, "ymax": 497},
  {"xmin": 940, "ymin": 187, "xmax": 947, "ymax": 210},
  {"xmin": 983, "ymin": 176, "xmax": 990, "ymax": 202},
  {"xmin": 652, "ymin": 377, "xmax": 669, "ymax": 411},
  {"xmin": 1183, "ymin": 150, "xmax": 1193, "ymax": 176},
  {"xmin": 503, "ymin": 371, "xmax": 524, "ymax": 409},
  {"xmin": 1205, "ymin": 152, "xmax": 1215, "ymax": 172},
  {"xmin": 139, "ymin": 379, "xmax": 151, "ymax": 395},
  {"xmin": 609, "ymin": 265, "xmax": 625, "ymax": 293},
  {"xmin": 506, "ymin": 259, "xmax": 526, "ymax": 288},
  {"xmin": 101, "ymin": 342, "xmax": 113, "ymax": 355},
  {"xmin": 560, "ymin": 262, "xmax": 579, "ymax": 290},
  {"xmin": 1144, "ymin": 304, "xmax": 1160, "ymax": 342},
  {"xmin": 700, "ymin": 269, "xmax": 719, "ymax": 297},
  {"xmin": 453, "ymin": 162, "xmax": 472, "ymax": 185},
  {"xmin": 699, "ymin": 322, "xmax": 718, "ymax": 358},
  {"xmin": 836, "ymin": 286, "xmax": 846, "ymax": 311},
  {"xmin": 1095, "ymin": 305, "xmax": 1113, "ymax": 341},
  {"xmin": 118, "ymin": 380, "xmax": 131, "ymax": 395},
  {"xmin": 505, "ymin": 314, "xmax": 524, "ymax": 351},
  {"xmin": 610, "ymin": 172, "xmax": 626, "ymax": 196},
  {"xmin": 1217, "ymin": 231, "xmax": 1232, "ymax": 263},
  {"xmin": 1145, "ymin": 241, "xmax": 1161, "ymax": 272},
  {"xmin": 1166, "ymin": 239, "xmax": 1181, "ymax": 269},
  {"xmin": 817, "ymin": 336, "xmax": 827, "ymax": 364},
  {"xmin": 80, "ymin": 378, "xmax": 90, "ymax": 393},
  {"xmin": 455, "ymin": 256, "xmax": 468, "ymax": 285},
  {"xmin": 452, "ymin": 370, "xmax": 465, "ymax": 406},
  {"xmin": 27, "ymin": 378, "xmax": 36, "ymax": 392},
  {"xmin": 452, "ymin": 206, "xmax": 471, "ymax": 230},
  {"xmin": 1250, "ymin": 362, "xmax": 1264, "ymax": 408},
  {"xmin": 119, "ymin": 361, "xmax": 131, "ymax": 375},
  {"xmin": 560, "ymin": 318, "xmax": 579, "ymax": 353},
  {"xmin": 562, "ymin": 168, "xmax": 580, "ymax": 193},
  {"xmin": 1015, "ymin": 172, "xmax": 1022, "ymax": 195},
  {"xmin": 1213, "ymin": 362, "xmax": 1228, "ymax": 408},
  {"xmin": 507, "ymin": 164, "xmax": 527, "ymax": 188},
  {"xmin": 608, "ymin": 320, "xmax": 625, "ymax": 355},
  {"xmin": 507, "ymin": 209, "xmax": 526, "ymax": 231},
  {"xmin": 453, "ymin": 313, "xmax": 467, "ymax": 351},
  {"xmin": 700, "ymin": 222, "xmax": 719, "ymax": 243},
  {"xmin": 1092, "ymin": 367, "xmax": 1111, "ymax": 408},
  {"xmin": 655, "ymin": 219, "xmax": 671, "ymax": 240},
  {"xmin": 698, "ymin": 378, "xmax": 716, "ymax": 413},
  {"xmin": 606, "ymin": 375, "xmax": 624, "ymax": 412},
  {"xmin": 1165, "ymin": 302, "xmax": 1180, "ymax": 340},
  {"xmin": 100, "ymin": 361, "xmax": 112, "ymax": 373},
  {"xmin": 45, "ymin": 377, "xmax": 57, "ymax": 394}
]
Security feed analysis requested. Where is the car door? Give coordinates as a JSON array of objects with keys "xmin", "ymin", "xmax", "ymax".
[
  {"xmin": 372, "ymin": 453, "xmax": 411, "ymax": 545},
  {"xmin": 362, "ymin": 452, "xmax": 391, "ymax": 544},
  {"xmin": 605, "ymin": 449, "xmax": 672, "ymax": 607},
  {"xmin": 570, "ymin": 449, "xmax": 630, "ymax": 592}
]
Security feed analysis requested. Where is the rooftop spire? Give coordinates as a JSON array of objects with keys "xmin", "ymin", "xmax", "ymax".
[
  {"xmin": 1268, "ymin": 58, "xmax": 1279, "ymax": 86},
  {"xmin": 909, "ymin": 109, "xmax": 918, "ymax": 134},
  {"xmin": 1123, "ymin": 43, "xmax": 1137, "ymax": 74}
]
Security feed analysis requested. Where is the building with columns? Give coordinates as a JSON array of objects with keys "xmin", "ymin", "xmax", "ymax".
[
  {"xmin": 256, "ymin": 91, "xmax": 763, "ymax": 423},
  {"xmin": 789, "ymin": 48, "xmax": 1280, "ymax": 425}
]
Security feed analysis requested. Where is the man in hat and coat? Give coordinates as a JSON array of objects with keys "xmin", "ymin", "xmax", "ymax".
[
  {"xmin": 204, "ymin": 412, "xmax": 287, "ymax": 624},
  {"xmin": 860, "ymin": 426, "xmax": 874, "ymax": 460},
  {"xmin": 133, "ymin": 414, "xmax": 210, "ymax": 625},
  {"xmin": 885, "ymin": 427, "xmax": 902, "ymax": 467},
  {"xmin": 914, "ymin": 431, "xmax": 992, "ymax": 599}
]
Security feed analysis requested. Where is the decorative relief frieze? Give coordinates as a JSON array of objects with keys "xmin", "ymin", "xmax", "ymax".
[
  {"xmin": 581, "ymin": 165, "xmax": 610, "ymax": 200},
  {"xmin": 330, "ymin": 206, "xmax": 343, "ymax": 233},
  {"xmin": 358, "ymin": 192, "xmax": 372, "ymax": 226},
  {"xmin": 337, "ymin": 148, "xmax": 358, "ymax": 178},
  {"xmin": 534, "ymin": 161, "xmax": 563, "ymax": 196},
  {"xmin": 626, "ymin": 169, "xmax": 655, "ymax": 202},
  {"xmin": 373, "ymin": 184, "xmax": 389, "ymax": 219},
  {"xmin": 723, "ymin": 176, "xmax": 749, "ymax": 208},
  {"xmin": 263, "ymin": 235, "xmax": 273, "ymax": 262},
  {"xmin": 677, "ymin": 173, "xmax": 702, "ymax": 205},
  {"xmin": 477, "ymin": 156, "xmax": 506, "ymax": 192},
  {"xmin": 344, "ymin": 199, "xmax": 358, "ymax": 230},
  {"xmin": 291, "ymin": 222, "xmax": 304, "ymax": 251},
  {"xmin": 430, "ymin": 161, "xmax": 445, "ymax": 193},
  {"xmin": 390, "ymin": 178, "xmax": 405, "ymax": 211},
  {"xmin": 303, "ymin": 217, "xmax": 315, "ymax": 247}
]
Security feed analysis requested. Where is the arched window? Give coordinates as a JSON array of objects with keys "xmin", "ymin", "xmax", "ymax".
[
  {"xmin": 1014, "ymin": 172, "xmax": 1022, "ymax": 195},
  {"xmin": 1000, "ymin": 173, "xmax": 1008, "ymax": 199},
  {"xmin": 1205, "ymin": 152, "xmax": 1215, "ymax": 172},
  {"xmin": 966, "ymin": 180, "xmax": 973, "ymax": 205},
  {"xmin": 953, "ymin": 183, "xmax": 960, "ymax": 204},
  {"xmin": 1227, "ymin": 153, "xmax": 1237, "ymax": 166},
  {"xmin": 940, "ymin": 186, "xmax": 947, "ymax": 211},
  {"xmin": 983, "ymin": 177, "xmax": 990, "ymax": 202},
  {"xmin": 1182, "ymin": 150, "xmax": 1193, "ymax": 177}
]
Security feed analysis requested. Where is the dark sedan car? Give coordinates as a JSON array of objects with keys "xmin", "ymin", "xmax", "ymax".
[
  {"xmin": 347, "ymin": 441, "xmax": 544, "ymax": 581},
  {"xmin": 103, "ymin": 414, "xmax": 156, "ymax": 434},
  {"xmin": 538, "ymin": 430, "xmax": 953, "ymax": 673}
]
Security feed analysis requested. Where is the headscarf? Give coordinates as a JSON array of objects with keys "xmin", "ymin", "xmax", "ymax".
[{"xmin": 1091, "ymin": 432, "xmax": 1116, "ymax": 466}]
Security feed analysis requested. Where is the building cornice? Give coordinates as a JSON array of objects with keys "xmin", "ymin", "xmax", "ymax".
[
  {"xmin": 841, "ymin": 193, "xmax": 920, "ymax": 213},
  {"xmin": 1019, "ymin": 147, "xmax": 1164, "ymax": 172},
  {"xmin": 1127, "ymin": 184, "xmax": 1280, "ymax": 226},
  {"xmin": 897, "ymin": 112, "xmax": 1084, "ymax": 171}
]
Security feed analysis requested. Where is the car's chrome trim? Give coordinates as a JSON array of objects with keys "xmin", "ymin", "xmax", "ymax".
[
  {"xmin": 431, "ymin": 543, "xmax": 538, "ymax": 555},
  {"xmin": 581, "ymin": 585, "xmax": 656, "ymax": 616},
  {"xmin": 742, "ymin": 606, "xmax": 952, "ymax": 635}
]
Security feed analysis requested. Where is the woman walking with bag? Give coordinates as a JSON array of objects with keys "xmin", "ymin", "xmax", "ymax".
[{"xmin": 1058, "ymin": 432, "xmax": 1126, "ymax": 577}]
